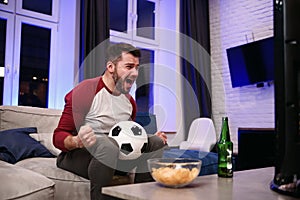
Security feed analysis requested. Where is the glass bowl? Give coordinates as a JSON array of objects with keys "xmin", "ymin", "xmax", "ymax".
[{"xmin": 147, "ymin": 158, "xmax": 201, "ymax": 188}]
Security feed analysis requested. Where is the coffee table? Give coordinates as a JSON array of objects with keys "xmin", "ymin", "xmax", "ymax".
[{"xmin": 102, "ymin": 167, "xmax": 299, "ymax": 200}]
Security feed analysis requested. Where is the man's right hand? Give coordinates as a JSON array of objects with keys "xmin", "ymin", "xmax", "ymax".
[
  {"xmin": 77, "ymin": 125, "xmax": 97, "ymax": 148},
  {"xmin": 64, "ymin": 125, "xmax": 97, "ymax": 150}
]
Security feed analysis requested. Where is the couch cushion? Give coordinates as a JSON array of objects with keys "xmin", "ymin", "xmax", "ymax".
[
  {"xmin": 16, "ymin": 157, "xmax": 134, "ymax": 200},
  {"xmin": 16, "ymin": 157, "xmax": 91, "ymax": 200},
  {"xmin": 0, "ymin": 105, "xmax": 62, "ymax": 133},
  {"xmin": 30, "ymin": 133, "xmax": 62, "ymax": 156},
  {"xmin": 16, "ymin": 157, "xmax": 133, "ymax": 184},
  {"xmin": 16, "ymin": 157, "xmax": 89, "ymax": 182},
  {"xmin": 0, "ymin": 160, "xmax": 55, "ymax": 200},
  {"xmin": 0, "ymin": 127, "xmax": 54, "ymax": 164}
]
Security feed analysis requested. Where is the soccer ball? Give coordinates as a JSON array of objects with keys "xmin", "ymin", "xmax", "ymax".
[{"xmin": 108, "ymin": 121, "xmax": 148, "ymax": 160}]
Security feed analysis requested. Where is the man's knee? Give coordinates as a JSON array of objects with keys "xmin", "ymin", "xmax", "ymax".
[
  {"xmin": 91, "ymin": 136, "xmax": 119, "ymax": 158},
  {"xmin": 88, "ymin": 137, "xmax": 120, "ymax": 168},
  {"xmin": 102, "ymin": 138, "xmax": 119, "ymax": 155}
]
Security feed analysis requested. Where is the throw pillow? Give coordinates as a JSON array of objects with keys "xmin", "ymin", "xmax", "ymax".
[
  {"xmin": 163, "ymin": 148, "xmax": 219, "ymax": 176},
  {"xmin": 29, "ymin": 133, "xmax": 61, "ymax": 156},
  {"xmin": 0, "ymin": 127, "xmax": 54, "ymax": 164}
]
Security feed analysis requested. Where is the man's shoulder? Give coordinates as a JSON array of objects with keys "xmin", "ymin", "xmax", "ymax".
[
  {"xmin": 65, "ymin": 77, "xmax": 102, "ymax": 112},
  {"xmin": 67, "ymin": 76, "xmax": 102, "ymax": 99},
  {"xmin": 73, "ymin": 77, "xmax": 102, "ymax": 91},
  {"xmin": 78, "ymin": 77, "xmax": 101, "ymax": 86}
]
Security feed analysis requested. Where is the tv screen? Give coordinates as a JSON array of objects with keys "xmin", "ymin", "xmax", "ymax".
[{"xmin": 226, "ymin": 37, "xmax": 274, "ymax": 88}]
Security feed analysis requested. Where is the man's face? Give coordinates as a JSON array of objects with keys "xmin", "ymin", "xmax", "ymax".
[{"xmin": 113, "ymin": 52, "xmax": 139, "ymax": 94}]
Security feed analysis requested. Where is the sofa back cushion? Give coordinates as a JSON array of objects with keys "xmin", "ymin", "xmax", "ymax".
[{"xmin": 0, "ymin": 106, "xmax": 62, "ymax": 133}]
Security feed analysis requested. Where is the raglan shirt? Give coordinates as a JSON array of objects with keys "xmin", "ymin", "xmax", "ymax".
[{"xmin": 53, "ymin": 76, "xmax": 137, "ymax": 152}]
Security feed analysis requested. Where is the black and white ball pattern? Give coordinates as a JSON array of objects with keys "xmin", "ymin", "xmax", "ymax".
[{"xmin": 108, "ymin": 121, "xmax": 148, "ymax": 160}]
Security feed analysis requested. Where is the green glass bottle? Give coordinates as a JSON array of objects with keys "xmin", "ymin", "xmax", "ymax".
[{"xmin": 217, "ymin": 117, "xmax": 233, "ymax": 178}]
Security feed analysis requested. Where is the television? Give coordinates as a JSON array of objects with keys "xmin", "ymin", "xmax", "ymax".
[{"xmin": 226, "ymin": 37, "xmax": 274, "ymax": 88}]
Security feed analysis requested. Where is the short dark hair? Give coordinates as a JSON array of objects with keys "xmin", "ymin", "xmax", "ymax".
[{"xmin": 106, "ymin": 43, "xmax": 141, "ymax": 64}]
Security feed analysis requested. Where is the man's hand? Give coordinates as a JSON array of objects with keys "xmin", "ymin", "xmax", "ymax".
[
  {"xmin": 155, "ymin": 131, "xmax": 167, "ymax": 144},
  {"xmin": 77, "ymin": 125, "xmax": 97, "ymax": 148}
]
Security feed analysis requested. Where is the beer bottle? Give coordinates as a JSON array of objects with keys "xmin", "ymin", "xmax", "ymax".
[{"xmin": 217, "ymin": 117, "xmax": 233, "ymax": 178}]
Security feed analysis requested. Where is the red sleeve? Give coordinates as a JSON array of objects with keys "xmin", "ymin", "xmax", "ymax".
[
  {"xmin": 53, "ymin": 91, "xmax": 75, "ymax": 152},
  {"xmin": 53, "ymin": 77, "xmax": 101, "ymax": 152},
  {"xmin": 127, "ymin": 94, "xmax": 137, "ymax": 121}
]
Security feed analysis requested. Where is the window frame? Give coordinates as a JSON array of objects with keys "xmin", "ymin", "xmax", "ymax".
[
  {"xmin": 0, "ymin": 10, "xmax": 14, "ymax": 105},
  {"xmin": 110, "ymin": 0, "xmax": 159, "ymax": 45},
  {"xmin": 11, "ymin": 15, "xmax": 58, "ymax": 106},
  {"xmin": 16, "ymin": 0, "xmax": 59, "ymax": 23},
  {"xmin": 132, "ymin": 0, "xmax": 159, "ymax": 44}
]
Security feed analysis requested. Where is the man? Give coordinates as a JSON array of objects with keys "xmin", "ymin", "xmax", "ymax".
[{"xmin": 53, "ymin": 43, "xmax": 167, "ymax": 200}]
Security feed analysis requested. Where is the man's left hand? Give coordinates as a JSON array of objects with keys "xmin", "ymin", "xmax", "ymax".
[{"xmin": 155, "ymin": 131, "xmax": 167, "ymax": 144}]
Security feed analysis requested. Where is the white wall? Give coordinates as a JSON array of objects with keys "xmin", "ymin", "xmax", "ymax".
[
  {"xmin": 209, "ymin": 0, "xmax": 274, "ymax": 153},
  {"xmin": 50, "ymin": 0, "xmax": 79, "ymax": 109},
  {"xmin": 154, "ymin": 0, "xmax": 181, "ymax": 144}
]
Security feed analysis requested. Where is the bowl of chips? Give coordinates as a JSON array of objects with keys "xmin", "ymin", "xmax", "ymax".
[{"xmin": 147, "ymin": 158, "xmax": 201, "ymax": 188}]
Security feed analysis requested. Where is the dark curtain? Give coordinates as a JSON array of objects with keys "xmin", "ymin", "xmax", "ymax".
[
  {"xmin": 180, "ymin": 0, "xmax": 212, "ymax": 138},
  {"xmin": 79, "ymin": 0, "xmax": 110, "ymax": 81}
]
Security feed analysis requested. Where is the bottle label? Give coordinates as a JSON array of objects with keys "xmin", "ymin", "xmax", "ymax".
[
  {"xmin": 218, "ymin": 143, "xmax": 233, "ymax": 177},
  {"xmin": 226, "ymin": 149, "xmax": 233, "ymax": 170}
]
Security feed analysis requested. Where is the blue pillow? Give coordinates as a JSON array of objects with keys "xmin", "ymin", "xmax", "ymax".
[
  {"xmin": 163, "ymin": 148, "xmax": 219, "ymax": 176},
  {"xmin": 0, "ymin": 127, "xmax": 54, "ymax": 164}
]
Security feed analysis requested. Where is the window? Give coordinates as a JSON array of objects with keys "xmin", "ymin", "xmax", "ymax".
[
  {"xmin": 17, "ymin": 21, "xmax": 53, "ymax": 107},
  {"xmin": 0, "ymin": 0, "xmax": 58, "ymax": 107},
  {"xmin": 21, "ymin": 0, "xmax": 53, "ymax": 16},
  {"xmin": 0, "ymin": 17, "xmax": 7, "ymax": 104},
  {"xmin": 136, "ymin": 0, "xmax": 155, "ymax": 39},
  {"xmin": 0, "ymin": 11, "xmax": 14, "ymax": 105},
  {"xmin": 12, "ymin": 16, "xmax": 57, "ymax": 107},
  {"xmin": 16, "ymin": 0, "xmax": 59, "ymax": 22},
  {"xmin": 110, "ymin": 0, "xmax": 128, "ymax": 33},
  {"xmin": 110, "ymin": 0, "xmax": 159, "ymax": 112}
]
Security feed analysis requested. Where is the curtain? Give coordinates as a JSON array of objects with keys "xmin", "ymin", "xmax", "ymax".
[
  {"xmin": 79, "ymin": 0, "xmax": 110, "ymax": 81},
  {"xmin": 180, "ymin": 0, "xmax": 212, "ymax": 138}
]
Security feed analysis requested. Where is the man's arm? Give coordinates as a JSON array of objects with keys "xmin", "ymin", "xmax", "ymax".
[
  {"xmin": 53, "ymin": 77, "xmax": 100, "ymax": 151},
  {"xmin": 53, "ymin": 91, "xmax": 78, "ymax": 152}
]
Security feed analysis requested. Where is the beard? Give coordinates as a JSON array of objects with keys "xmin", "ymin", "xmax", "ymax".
[{"xmin": 113, "ymin": 70, "xmax": 134, "ymax": 94}]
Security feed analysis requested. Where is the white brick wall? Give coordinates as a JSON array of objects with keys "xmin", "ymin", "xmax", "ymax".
[{"xmin": 209, "ymin": 0, "xmax": 274, "ymax": 153}]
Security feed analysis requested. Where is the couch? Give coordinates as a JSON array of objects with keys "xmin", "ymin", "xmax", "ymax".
[
  {"xmin": 0, "ymin": 105, "xmax": 133, "ymax": 200},
  {"xmin": 0, "ymin": 105, "xmax": 219, "ymax": 200}
]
